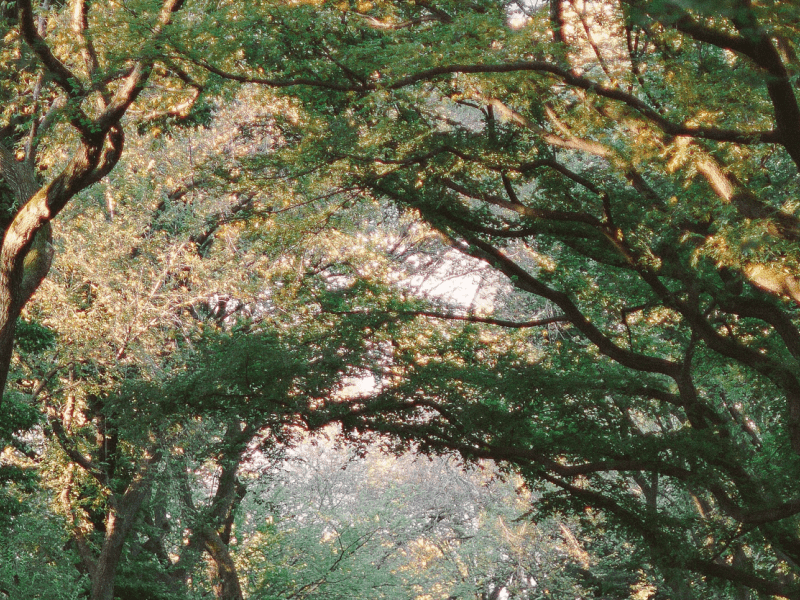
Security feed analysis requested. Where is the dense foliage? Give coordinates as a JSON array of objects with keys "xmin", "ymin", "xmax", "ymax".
[
  {"xmin": 205, "ymin": 1, "xmax": 800, "ymax": 597},
  {"xmin": 3, "ymin": 0, "xmax": 800, "ymax": 599}
]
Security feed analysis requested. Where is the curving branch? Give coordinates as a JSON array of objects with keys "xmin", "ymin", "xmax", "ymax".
[
  {"xmin": 0, "ymin": 0, "xmax": 191, "ymax": 407},
  {"xmin": 633, "ymin": 1, "xmax": 800, "ymax": 167},
  {"xmin": 48, "ymin": 416, "xmax": 103, "ymax": 483},
  {"xmin": 95, "ymin": 0, "xmax": 187, "ymax": 134},
  {"xmin": 195, "ymin": 56, "xmax": 782, "ymax": 149},
  {"xmin": 540, "ymin": 472, "xmax": 800, "ymax": 599},
  {"xmin": 17, "ymin": 0, "xmax": 86, "ymax": 98}
]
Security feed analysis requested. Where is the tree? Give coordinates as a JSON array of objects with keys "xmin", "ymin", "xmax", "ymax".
[
  {"xmin": 176, "ymin": 0, "xmax": 800, "ymax": 597},
  {"xmin": 7, "ymin": 0, "xmax": 800, "ymax": 597},
  {"xmin": 15, "ymin": 87, "xmax": 452, "ymax": 597},
  {"xmin": 17, "ymin": 88, "xmax": 611, "ymax": 597},
  {"xmin": 0, "ymin": 0, "xmax": 210, "ymax": 404}
]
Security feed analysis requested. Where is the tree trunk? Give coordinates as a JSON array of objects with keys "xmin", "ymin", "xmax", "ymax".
[
  {"xmin": 204, "ymin": 422, "xmax": 249, "ymax": 600},
  {"xmin": 203, "ymin": 526, "xmax": 245, "ymax": 600},
  {"xmin": 90, "ymin": 450, "xmax": 162, "ymax": 600},
  {"xmin": 0, "ymin": 144, "xmax": 53, "ymax": 402},
  {"xmin": 174, "ymin": 421, "xmax": 252, "ymax": 600}
]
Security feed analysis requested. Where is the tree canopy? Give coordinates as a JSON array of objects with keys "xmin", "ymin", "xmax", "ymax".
[
  {"xmin": 3, "ymin": 0, "xmax": 800, "ymax": 599},
  {"xmin": 215, "ymin": 0, "xmax": 800, "ymax": 596}
]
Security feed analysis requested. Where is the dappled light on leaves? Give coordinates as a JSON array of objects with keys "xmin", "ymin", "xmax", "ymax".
[{"xmin": 2, "ymin": 0, "xmax": 800, "ymax": 599}]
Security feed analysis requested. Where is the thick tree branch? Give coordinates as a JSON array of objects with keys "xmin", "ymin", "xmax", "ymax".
[
  {"xmin": 463, "ymin": 236, "xmax": 681, "ymax": 377},
  {"xmin": 95, "ymin": 0, "xmax": 187, "ymax": 133},
  {"xmin": 662, "ymin": 4, "xmax": 800, "ymax": 167}
]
